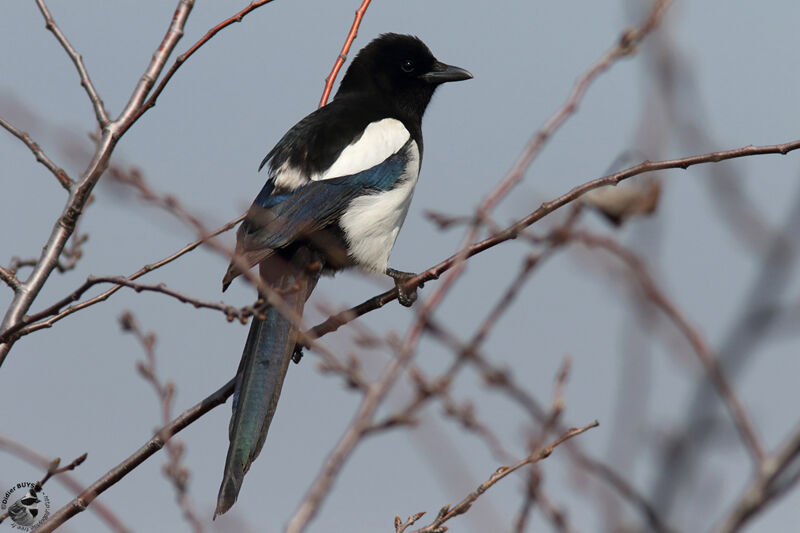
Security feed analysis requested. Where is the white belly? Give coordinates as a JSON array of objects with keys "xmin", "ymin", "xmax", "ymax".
[{"xmin": 339, "ymin": 140, "xmax": 421, "ymax": 272}]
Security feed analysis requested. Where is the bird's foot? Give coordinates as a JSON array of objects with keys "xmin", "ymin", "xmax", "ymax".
[
  {"xmin": 292, "ymin": 344, "xmax": 304, "ymax": 364},
  {"xmin": 386, "ymin": 268, "xmax": 421, "ymax": 307}
]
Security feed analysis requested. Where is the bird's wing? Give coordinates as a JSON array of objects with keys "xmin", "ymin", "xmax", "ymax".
[{"xmin": 222, "ymin": 138, "xmax": 412, "ymax": 289}]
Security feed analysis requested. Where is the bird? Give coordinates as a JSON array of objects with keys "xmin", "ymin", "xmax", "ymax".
[{"xmin": 215, "ymin": 33, "xmax": 472, "ymax": 516}]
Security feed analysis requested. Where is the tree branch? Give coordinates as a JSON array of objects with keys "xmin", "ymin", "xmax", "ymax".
[
  {"xmin": 0, "ymin": 0, "xmax": 196, "ymax": 366},
  {"xmin": 119, "ymin": 0, "xmax": 278, "ymax": 135},
  {"xmin": 0, "ymin": 434, "xmax": 130, "ymax": 533},
  {"xmin": 568, "ymin": 230, "xmax": 764, "ymax": 463},
  {"xmin": 714, "ymin": 422, "xmax": 800, "ymax": 533},
  {"xmin": 34, "ymin": 0, "xmax": 109, "ymax": 126},
  {"xmin": 0, "ymin": 116, "xmax": 72, "ymax": 190},
  {"xmin": 408, "ymin": 422, "xmax": 599, "ymax": 533},
  {"xmin": 304, "ymin": 140, "xmax": 800, "ymax": 346},
  {"xmin": 33, "ymin": 377, "xmax": 236, "ymax": 533},
  {"xmin": 3, "ymin": 216, "xmax": 243, "ymax": 341},
  {"xmin": 318, "ymin": 0, "xmax": 372, "ymax": 108},
  {"xmin": 0, "ymin": 266, "xmax": 20, "ymax": 292}
]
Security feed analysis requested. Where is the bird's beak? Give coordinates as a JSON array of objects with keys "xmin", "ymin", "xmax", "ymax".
[{"xmin": 421, "ymin": 61, "xmax": 473, "ymax": 84}]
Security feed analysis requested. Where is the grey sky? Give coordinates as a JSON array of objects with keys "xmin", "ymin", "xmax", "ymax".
[{"xmin": 2, "ymin": 1, "xmax": 799, "ymax": 532}]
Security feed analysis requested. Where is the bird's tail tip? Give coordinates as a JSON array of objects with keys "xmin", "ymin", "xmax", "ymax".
[{"xmin": 214, "ymin": 473, "xmax": 241, "ymax": 518}]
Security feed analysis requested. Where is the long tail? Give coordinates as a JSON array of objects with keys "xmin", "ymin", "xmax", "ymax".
[{"xmin": 215, "ymin": 248, "xmax": 320, "ymax": 517}]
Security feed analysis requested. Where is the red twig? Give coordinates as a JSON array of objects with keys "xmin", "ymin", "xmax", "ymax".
[
  {"xmin": 318, "ymin": 0, "xmax": 372, "ymax": 108},
  {"xmin": 120, "ymin": 0, "xmax": 278, "ymax": 135}
]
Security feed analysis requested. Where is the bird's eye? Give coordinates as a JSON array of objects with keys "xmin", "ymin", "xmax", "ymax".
[{"xmin": 401, "ymin": 59, "xmax": 415, "ymax": 73}]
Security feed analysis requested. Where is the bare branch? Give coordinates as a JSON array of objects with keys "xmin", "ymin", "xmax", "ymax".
[
  {"xmin": 34, "ymin": 0, "xmax": 109, "ymax": 126},
  {"xmin": 0, "ymin": 116, "xmax": 72, "ymax": 190},
  {"xmin": 120, "ymin": 0, "xmax": 278, "ymax": 134},
  {"xmin": 121, "ymin": 313, "xmax": 203, "ymax": 533},
  {"xmin": 34, "ymin": 377, "xmax": 236, "ymax": 533},
  {"xmin": 0, "ymin": 216, "xmax": 243, "ymax": 342},
  {"xmin": 0, "ymin": 434, "xmax": 129, "ymax": 532},
  {"xmin": 715, "ymin": 422, "xmax": 800, "ymax": 533},
  {"xmin": 568, "ymin": 230, "xmax": 764, "ymax": 463},
  {"xmin": 0, "ymin": 266, "xmax": 20, "ymax": 292},
  {"xmin": 318, "ymin": 0, "xmax": 373, "ymax": 108},
  {"xmin": 408, "ymin": 422, "xmax": 599, "ymax": 533},
  {"xmin": 0, "ymin": 452, "xmax": 88, "ymax": 526},
  {"xmin": 304, "ymin": 139, "xmax": 800, "ymax": 343},
  {"xmin": 479, "ymin": 0, "xmax": 672, "ymax": 217},
  {"xmin": 0, "ymin": 0, "xmax": 197, "ymax": 366}
]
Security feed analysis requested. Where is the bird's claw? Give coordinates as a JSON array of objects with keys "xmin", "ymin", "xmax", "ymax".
[
  {"xmin": 386, "ymin": 268, "xmax": 419, "ymax": 307},
  {"xmin": 292, "ymin": 344, "xmax": 304, "ymax": 364}
]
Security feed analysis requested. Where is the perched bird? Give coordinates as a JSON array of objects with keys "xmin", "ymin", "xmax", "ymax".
[{"xmin": 215, "ymin": 33, "xmax": 471, "ymax": 516}]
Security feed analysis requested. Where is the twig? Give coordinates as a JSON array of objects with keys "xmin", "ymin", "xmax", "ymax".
[
  {"xmin": 303, "ymin": 139, "xmax": 800, "ymax": 344},
  {"xmin": 0, "ymin": 266, "xmax": 20, "ymax": 292},
  {"xmin": 567, "ymin": 230, "xmax": 765, "ymax": 463},
  {"xmin": 0, "ymin": 274, "xmax": 251, "ymax": 345},
  {"xmin": 0, "ymin": 435, "xmax": 129, "ymax": 532},
  {"xmin": 120, "ymin": 313, "xmax": 203, "ymax": 533},
  {"xmin": 0, "ymin": 116, "xmax": 72, "ymax": 190},
  {"xmin": 318, "ymin": 0, "xmax": 373, "ymax": 108},
  {"xmin": 395, "ymin": 512, "xmax": 426, "ymax": 533},
  {"xmin": 33, "ymin": 377, "xmax": 236, "ymax": 533},
  {"xmin": 1, "ymin": 453, "xmax": 88, "ymax": 526},
  {"xmin": 408, "ymin": 422, "xmax": 599, "ymax": 533},
  {"xmin": 120, "ymin": 0, "xmax": 278, "ymax": 135},
  {"xmin": 34, "ymin": 0, "xmax": 109, "ymax": 126},
  {"xmin": 0, "ymin": 0, "xmax": 196, "ymax": 366},
  {"xmin": 478, "ymin": 0, "xmax": 672, "ymax": 217},
  {"xmin": 714, "ymin": 422, "xmax": 800, "ymax": 533},
  {"xmin": 6, "ymin": 216, "xmax": 243, "ymax": 340}
]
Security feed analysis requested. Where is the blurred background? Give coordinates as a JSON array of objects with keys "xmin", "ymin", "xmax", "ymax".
[{"xmin": 2, "ymin": 1, "xmax": 799, "ymax": 531}]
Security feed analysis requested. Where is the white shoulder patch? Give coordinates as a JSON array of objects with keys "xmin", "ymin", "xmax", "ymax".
[
  {"xmin": 268, "ymin": 118, "xmax": 411, "ymax": 191},
  {"xmin": 317, "ymin": 118, "xmax": 411, "ymax": 181},
  {"xmin": 339, "ymin": 140, "xmax": 421, "ymax": 273},
  {"xmin": 270, "ymin": 161, "xmax": 310, "ymax": 191}
]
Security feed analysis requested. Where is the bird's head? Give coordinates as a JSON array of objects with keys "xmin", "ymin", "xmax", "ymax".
[{"xmin": 336, "ymin": 33, "xmax": 472, "ymax": 119}]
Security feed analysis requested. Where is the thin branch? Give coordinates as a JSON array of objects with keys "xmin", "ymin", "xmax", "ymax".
[
  {"xmin": 0, "ymin": 0, "xmax": 196, "ymax": 366},
  {"xmin": 568, "ymin": 230, "xmax": 764, "ymax": 463},
  {"xmin": 0, "ymin": 452, "xmax": 88, "ymax": 526},
  {"xmin": 714, "ymin": 422, "xmax": 800, "ymax": 533},
  {"xmin": 0, "ymin": 266, "xmax": 20, "ymax": 292},
  {"xmin": 408, "ymin": 422, "xmax": 599, "ymax": 533},
  {"xmin": 0, "ymin": 216, "xmax": 243, "ymax": 342},
  {"xmin": 120, "ymin": 0, "xmax": 278, "ymax": 135},
  {"xmin": 34, "ymin": 377, "xmax": 236, "ymax": 533},
  {"xmin": 318, "ymin": 0, "xmax": 373, "ymax": 108},
  {"xmin": 34, "ymin": 0, "xmax": 109, "ymax": 126},
  {"xmin": 478, "ymin": 0, "xmax": 672, "ymax": 217},
  {"xmin": 0, "ymin": 435, "xmax": 130, "ymax": 533},
  {"xmin": 121, "ymin": 313, "xmax": 203, "ymax": 533},
  {"xmin": 0, "ymin": 116, "xmax": 72, "ymax": 190},
  {"xmin": 116, "ymin": 0, "xmax": 195, "ymax": 128},
  {"xmin": 304, "ymin": 139, "xmax": 800, "ymax": 343}
]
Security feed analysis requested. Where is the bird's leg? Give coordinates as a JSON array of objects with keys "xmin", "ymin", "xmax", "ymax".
[
  {"xmin": 386, "ymin": 267, "xmax": 423, "ymax": 307},
  {"xmin": 292, "ymin": 344, "xmax": 304, "ymax": 364}
]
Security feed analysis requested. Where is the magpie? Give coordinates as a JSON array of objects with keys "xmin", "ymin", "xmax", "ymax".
[{"xmin": 215, "ymin": 33, "xmax": 472, "ymax": 516}]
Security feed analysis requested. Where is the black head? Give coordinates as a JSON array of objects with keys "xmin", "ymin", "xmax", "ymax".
[{"xmin": 335, "ymin": 33, "xmax": 472, "ymax": 120}]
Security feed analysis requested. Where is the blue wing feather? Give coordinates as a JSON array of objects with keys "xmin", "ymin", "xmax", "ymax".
[{"xmin": 244, "ymin": 139, "xmax": 411, "ymax": 251}]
